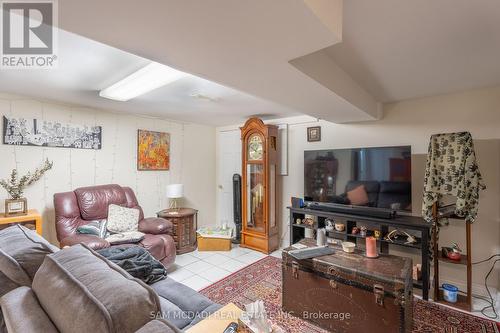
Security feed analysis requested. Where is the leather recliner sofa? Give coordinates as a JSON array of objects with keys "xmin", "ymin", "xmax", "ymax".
[{"xmin": 53, "ymin": 184, "xmax": 176, "ymax": 267}]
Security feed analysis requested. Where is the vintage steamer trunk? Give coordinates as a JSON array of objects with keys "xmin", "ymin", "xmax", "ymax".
[{"xmin": 282, "ymin": 241, "xmax": 413, "ymax": 333}]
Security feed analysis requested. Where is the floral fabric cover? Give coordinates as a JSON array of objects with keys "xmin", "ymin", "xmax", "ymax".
[{"xmin": 422, "ymin": 132, "xmax": 486, "ymax": 223}]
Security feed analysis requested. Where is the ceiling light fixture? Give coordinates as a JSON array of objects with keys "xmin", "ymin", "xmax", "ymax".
[{"xmin": 99, "ymin": 62, "xmax": 189, "ymax": 101}]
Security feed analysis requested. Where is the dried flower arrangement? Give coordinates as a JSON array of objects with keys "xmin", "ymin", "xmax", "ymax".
[{"xmin": 0, "ymin": 159, "xmax": 53, "ymax": 199}]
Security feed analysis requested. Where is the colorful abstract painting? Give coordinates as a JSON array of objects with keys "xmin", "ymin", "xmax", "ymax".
[{"xmin": 137, "ymin": 130, "xmax": 170, "ymax": 170}]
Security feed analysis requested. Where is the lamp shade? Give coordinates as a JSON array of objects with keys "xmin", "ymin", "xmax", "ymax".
[{"xmin": 167, "ymin": 184, "xmax": 184, "ymax": 198}]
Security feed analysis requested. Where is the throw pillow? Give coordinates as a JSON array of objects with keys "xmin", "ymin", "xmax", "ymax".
[
  {"xmin": 0, "ymin": 225, "xmax": 58, "ymax": 287},
  {"xmin": 347, "ymin": 185, "xmax": 370, "ymax": 206},
  {"xmin": 77, "ymin": 220, "xmax": 109, "ymax": 238},
  {"xmin": 105, "ymin": 231, "xmax": 145, "ymax": 245},
  {"xmin": 0, "ymin": 248, "xmax": 31, "ymax": 287},
  {"xmin": 107, "ymin": 204, "xmax": 140, "ymax": 233}
]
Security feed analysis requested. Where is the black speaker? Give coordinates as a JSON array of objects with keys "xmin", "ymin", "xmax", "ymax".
[{"xmin": 232, "ymin": 174, "xmax": 242, "ymax": 244}]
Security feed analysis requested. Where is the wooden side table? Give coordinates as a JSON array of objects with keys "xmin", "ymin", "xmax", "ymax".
[
  {"xmin": 0, "ymin": 209, "xmax": 43, "ymax": 235},
  {"xmin": 157, "ymin": 208, "xmax": 197, "ymax": 254}
]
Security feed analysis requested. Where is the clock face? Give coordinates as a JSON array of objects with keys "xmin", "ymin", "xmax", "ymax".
[{"xmin": 248, "ymin": 135, "xmax": 263, "ymax": 161}]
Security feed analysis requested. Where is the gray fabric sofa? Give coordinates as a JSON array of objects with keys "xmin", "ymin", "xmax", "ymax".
[{"xmin": 0, "ymin": 225, "xmax": 221, "ymax": 333}]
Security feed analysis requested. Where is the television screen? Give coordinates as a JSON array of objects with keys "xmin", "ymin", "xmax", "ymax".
[{"xmin": 304, "ymin": 146, "xmax": 412, "ymax": 212}]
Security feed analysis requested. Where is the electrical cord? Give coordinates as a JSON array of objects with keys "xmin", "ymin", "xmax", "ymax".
[
  {"xmin": 472, "ymin": 254, "xmax": 500, "ymax": 265},
  {"xmin": 466, "ymin": 254, "xmax": 500, "ymax": 320}
]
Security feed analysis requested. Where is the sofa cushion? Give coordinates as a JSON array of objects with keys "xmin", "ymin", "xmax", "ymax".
[
  {"xmin": 60, "ymin": 234, "xmax": 110, "ymax": 250},
  {"xmin": 107, "ymin": 204, "xmax": 140, "ymax": 233},
  {"xmin": 347, "ymin": 185, "xmax": 370, "ymax": 206},
  {"xmin": 377, "ymin": 181, "xmax": 412, "ymax": 210},
  {"xmin": 138, "ymin": 218, "xmax": 173, "ymax": 235},
  {"xmin": 0, "ymin": 287, "xmax": 58, "ymax": 333},
  {"xmin": 0, "ymin": 249, "xmax": 31, "ymax": 287},
  {"xmin": 151, "ymin": 278, "xmax": 222, "ymax": 329},
  {"xmin": 0, "ymin": 225, "xmax": 58, "ymax": 284},
  {"xmin": 0, "ymin": 271, "xmax": 20, "ymax": 298},
  {"xmin": 32, "ymin": 244, "xmax": 161, "ymax": 333},
  {"xmin": 345, "ymin": 181, "xmax": 380, "ymax": 207},
  {"xmin": 75, "ymin": 184, "xmax": 127, "ymax": 220},
  {"xmin": 139, "ymin": 234, "xmax": 170, "ymax": 262}
]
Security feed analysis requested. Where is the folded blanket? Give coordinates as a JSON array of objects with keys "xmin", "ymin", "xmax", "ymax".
[{"xmin": 97, "ymin": 247, "xmax": 167, "ymax": 284}]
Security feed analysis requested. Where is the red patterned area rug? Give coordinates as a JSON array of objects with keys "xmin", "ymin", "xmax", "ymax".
[{"xmin": 200, "ymin": 256, "xmax": 499, "ymax": 333}]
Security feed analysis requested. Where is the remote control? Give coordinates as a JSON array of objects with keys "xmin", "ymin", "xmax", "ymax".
[
  {"xmin": 223, "ymin": 322, "xmax": 238, "ymax": 333},
  {"xmin": 288, "ymin": 245, "xmax": 335, "ymax": 260}
]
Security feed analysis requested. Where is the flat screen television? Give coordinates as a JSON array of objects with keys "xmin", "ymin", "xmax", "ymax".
[{"xmin": 304, "ymin": 146, "xmax": 412, "ymax": 212}]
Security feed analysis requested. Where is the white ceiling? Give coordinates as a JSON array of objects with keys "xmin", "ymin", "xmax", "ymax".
[
  {"xmin": 2, "ymin": 0, "xmax": 500, "ymax": 125},
  {"xmin": 0, "ymin": 30, "xmax": 300, "ymax": 126},
  {"xmin": 325, "ymin": 0, "xmax": 500, "ymax": 102},
  {"xmin": 57, "ymin": 0, "xmax": 379, "ymax": 124}
]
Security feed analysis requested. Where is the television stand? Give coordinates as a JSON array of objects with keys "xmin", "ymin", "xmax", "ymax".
[{"xmin": 287, "ymin": 206, "xmax": 432, "ymax": 301}]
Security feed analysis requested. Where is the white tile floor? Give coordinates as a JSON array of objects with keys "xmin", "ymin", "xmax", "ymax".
[{"xmin": 168, "ymin": 244, "xmax": 282, "ymax": 291}]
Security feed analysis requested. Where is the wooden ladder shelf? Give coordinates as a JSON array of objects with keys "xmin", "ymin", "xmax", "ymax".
[{"xmin": 432, "ymin": 203, "xmax": 472, "ymax": 311}]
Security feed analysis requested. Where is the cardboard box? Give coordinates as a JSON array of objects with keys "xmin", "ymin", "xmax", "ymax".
[{"xmin": 197, "ymin": 235, "xmax": 232, "ymax": 251}]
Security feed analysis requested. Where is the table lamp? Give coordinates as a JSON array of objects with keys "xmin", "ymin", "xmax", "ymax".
[{"xmin": 167, "ymin": 184, "xmax": 183, "ymax": 213}]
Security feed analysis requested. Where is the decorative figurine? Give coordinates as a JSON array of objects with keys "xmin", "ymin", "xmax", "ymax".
[
  {"xmin": 451, "ymin": 242, "xmax": 462, "ymax": 253},
  {"xmin": 384, "ymin": 230, "xmax": 417, "ymax": 245},
  {"xmin": 325, "ymin": 219, "xmax": 334, "ymax": 232},
  {"xmin": 304, "ymin": 217, "xmax": 315, "ymax": 226},
  {"xmin": 373, "ymin": 230, "xmax": 382, "ymax": 239},
  {"xmin": 442, "ymin": 243, "xmax": 462, "ymax": 261},
  {"xmin": 334, "ymin": 222, "xmax": 345, "ymax": 232},
  {"xmin": 295, "ymin": 218, "xmax": 302, "ymax": 225},
  {"xmin": 360, "ymin": 226, "xmax": 367, "ymax": 237},
  {"xmin": 351, "ymin": 226, "xmax": 360, "ymax": 235}
]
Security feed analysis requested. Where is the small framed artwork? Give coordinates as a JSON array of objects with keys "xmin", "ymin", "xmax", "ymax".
[
  {"xmin": 307, "ymin": 126, "xmax": 321, "ymax": 142},
  {"xmin": 5, "ymin": 198, "xmax": 27, "ymax": 217},
  {"xmin": 137, "ymin": 130, "xmax": 170, "ymax": 171}
]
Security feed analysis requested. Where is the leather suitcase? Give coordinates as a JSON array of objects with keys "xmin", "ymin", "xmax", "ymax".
[{"xmin": 282, "ymin": 240, "xmax": 413, "ymax": 333}]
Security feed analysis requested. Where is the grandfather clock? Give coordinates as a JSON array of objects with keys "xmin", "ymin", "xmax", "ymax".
[{"xmin": 240, "ymin": 117, "xmax": 279, "ymax": 254}]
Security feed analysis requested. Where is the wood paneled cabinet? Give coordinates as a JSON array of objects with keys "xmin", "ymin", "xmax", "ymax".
[
  {"xmin": 157, "ymin": 208, "xmax": 197, "ymax": 254},
  {"xmin": 240, "ymin": 118, "xmax": 279, "ymax": 254}
]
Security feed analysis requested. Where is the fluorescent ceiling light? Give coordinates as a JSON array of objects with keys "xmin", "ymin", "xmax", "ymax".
[{"xmin": 99, "ymin": 62, "xmax": 189, "ymax": 101}]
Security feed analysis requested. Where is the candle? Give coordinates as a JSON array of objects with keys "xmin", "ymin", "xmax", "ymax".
[{"xmin": 366, "ymin": 237, "xmax": 377, "ymax": 258}]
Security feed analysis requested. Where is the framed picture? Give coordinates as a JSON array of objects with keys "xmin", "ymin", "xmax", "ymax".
[
  {"xmin": 137, "ymin": 130, "xmax": 170, "ymax": 171},
  {"xmin": 3, "ymin": 116, "xmax": 102, "ymax": 150},
  {"xmin": 307, "ymin": 126, "xmax": 321, "ymax": 142},
  {"xmin": 5, "ymin": 198, "xmax": 27, "ymax": 217}
]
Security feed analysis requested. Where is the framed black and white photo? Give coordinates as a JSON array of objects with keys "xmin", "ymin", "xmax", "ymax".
[
  {"xmin": 307, "ymin": 126, "xmax": 321, "ymax": 142},
  {"xmin": 3, "ymin": 116, "xmax": 102, "ymax": 149}
]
